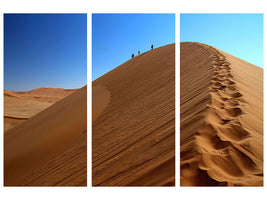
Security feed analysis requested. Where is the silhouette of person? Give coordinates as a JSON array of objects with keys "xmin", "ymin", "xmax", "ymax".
[
  {"xmin": 138, "ymin": 51, "xmax": 140, "ymax": 55},
  {"xmin": 132, "ymin": 53, "xmax": 134, "ymax": 58},
  {"xmin": 151, "ymin": 44, "xmax": 153, "ymax": 50}
]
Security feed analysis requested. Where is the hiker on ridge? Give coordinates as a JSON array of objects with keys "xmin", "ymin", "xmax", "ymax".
[
  {"xmin": 151, "ymin": 44, "xmax": 153, "ymax": 50},
  {"xmin": 132, "ymin": 53, "xmax": 134, "ymax": 58}
]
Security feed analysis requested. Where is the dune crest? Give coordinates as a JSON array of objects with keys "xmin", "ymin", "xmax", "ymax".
[{"xmin": 180, "ymin": 42, "xmax": 263, "ymax": 186}]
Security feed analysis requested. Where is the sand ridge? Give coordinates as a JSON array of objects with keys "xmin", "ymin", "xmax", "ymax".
[
  {"xmin": 92, "ymin": 43, "xmax": 175, "ymax": 186},
  {"xmin": 180, "ymin": 42, "xmax": 263, "ymax": 186},
  {"xmin": 14, "ymin": 87, "xmax": 78, "ymax": 103},
  {"xmin": 4, "ymin": 90, "xmax": 23, "ymax": 99}
]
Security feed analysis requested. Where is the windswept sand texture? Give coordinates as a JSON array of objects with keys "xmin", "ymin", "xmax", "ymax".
[
  {"xmin": 92, "ymin": 44, "xmax": 175, "ymax": 186},
  {"xmin": 4, "ymin": 86, "xmax": 87, "ymax": 186},
  {"xmin": 180, "ymin": 42, "xmax": 263, "ymax": 186}
]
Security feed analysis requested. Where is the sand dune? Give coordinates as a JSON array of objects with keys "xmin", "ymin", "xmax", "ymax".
[
  {"xmin": 180, "ymin": 42, "xmax": 263, "ymax": 186},
  {"xmin": 92, "ymin": 44, "xmax": 175, "ymax": 186},
  {"xmin": 4, "ymin": 86, "xmax": 87, "ymax": 186},
  {"xmin": 4, "ymin": 90, "xmax": 23, "ymax": 99},
  {"xmin": 4, "ymin": 117, "xmax": 28, "ymax": 133},
  {"xmin": 14, "ymin": 87, "xmax": 78, "ymax": 103},
  {"xmin": 4, "ymin": 88, "xmax": 76, "ymax": 132},
  {"xmin": 4, "ymin": 94, "xmax": 52, "ymax": 118}
]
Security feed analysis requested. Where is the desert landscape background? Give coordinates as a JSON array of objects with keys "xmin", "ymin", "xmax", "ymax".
[
  {"xmin": 4, "ymin": 86, "xmax": 87, "ymax": 186},
  {"xmin": 4, "ymin": 88, "xmax": 77, "ymax": 132},
  {"xmin": 180, "ymin": 42, "xmax": 263, "ymax": 186},
  {"xmin": 92, "ymin": 43, "xmax": 175, "ymax": 186}
]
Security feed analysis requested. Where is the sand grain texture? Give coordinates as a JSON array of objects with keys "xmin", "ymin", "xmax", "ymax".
[
  {"xmin": 180, "ymin": 42, "xmax": 263, "ymax": 186},
  {"xmin": 92, "ymin": 44, "xmax": 175, "ymax": 186}
]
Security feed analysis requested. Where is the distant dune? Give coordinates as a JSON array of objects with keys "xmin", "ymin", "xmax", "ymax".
[
  {"xmin": 4, "ymin": 90, "xmax": 23, "ymax": 99},
  {"xmin": 92, "ymin": 44, "xmax": 175, "ymax": 186},
  {"xmin": 14, "ymin": 87, "xmax": 78, "ymax": 103},
  {"xmin": 180, "ymin": 42, "xmax": 263, "ymax": 186},
  {"xmin": 4, "ymin": 88, "xmax": 77, "ymax": 132},
  {"xmin": 4, "ymin": 86, "xmax": 87, "ymax": 186}
]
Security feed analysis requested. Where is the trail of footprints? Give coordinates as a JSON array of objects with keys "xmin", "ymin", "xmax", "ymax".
[{"xmin": 194, "ymin": 44, "xmax": 259, "ymax": 184}]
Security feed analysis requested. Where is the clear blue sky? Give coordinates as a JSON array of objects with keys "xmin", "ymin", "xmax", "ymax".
[
  {"xmin": 180, "ymin": 14, "xmax": 263, "ymax": 68},
  {"xmin": 4, "ymin": 14, "xmax": 87, "ymax": 91},
  {"xmin": 92, "ymin": 14, "xmax": 175, "ymax": 80}
]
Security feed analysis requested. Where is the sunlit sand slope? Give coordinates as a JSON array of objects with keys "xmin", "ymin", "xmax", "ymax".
[
  {"xmin": 180, "ymin": 42, "xmax": 263, "ymax": 186},
  {"xmin": 4, "ymin": 86, "xmax": 87, "ymax": 186},
  {"xmin": 92, "ymin": 43, "xmax": 175, "ymax": 186}
]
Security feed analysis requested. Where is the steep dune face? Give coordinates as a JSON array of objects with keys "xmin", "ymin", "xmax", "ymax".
[
  {"xmin": 180, "ymin": 42, "xmax": 263, "ymax": 186},
  {"xmin": 4, "ymin": 86, "xmax": 87, "ymax": 186},
  {"xmin": 92, "ymin": 44, "xmax": 175, "ymax": 186}
]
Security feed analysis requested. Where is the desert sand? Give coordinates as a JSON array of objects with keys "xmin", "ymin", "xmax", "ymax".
[
  {"xmin": 180, "ymin": 42, "xmax": 263, "ymax": 186},
  {"xmin": 4, "ymin": 86, "xmax": 87, "ymax": 186},
  {"xmin": 14, "ymin": 87, "xmax": 78, "ymax": 103},
  {"xmin": 4, "ymin": 88, "xmax": 77, "ymax": 132},
  {"xmin": 92, "ymin": 44, "xmax": 175, "ymax": 186}
]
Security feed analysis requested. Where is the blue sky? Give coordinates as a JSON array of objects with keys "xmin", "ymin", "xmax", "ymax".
[
  {"xmin": 92, "ymin": 14, "xmax": 175, "ymax": 80},
  {"xmin": 180, "ymin": 14, "xmax": 263, "ymax": 68},
  {"xmin": 4, "ymin": 14, "xmax": 87, "ymax": 91}
]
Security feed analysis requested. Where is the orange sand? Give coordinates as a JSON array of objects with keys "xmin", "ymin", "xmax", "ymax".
[
  {"xmin": 4, "ymin": 86, "xmax": 87, "ymax": 186},
  {"xmin": 4, "ymin": 88, "xmax": 77, "ymax": 132},
  {"xmin": 92, "ymin": 85, "xmax": 110, "ymax": 123},
  {"xmin": 180, "ymin": 42, "xmax": 263, "ymax": 186},
  {"xmin": 92, "ymin": 44, "xmax": 175, "ymax": 186}
]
